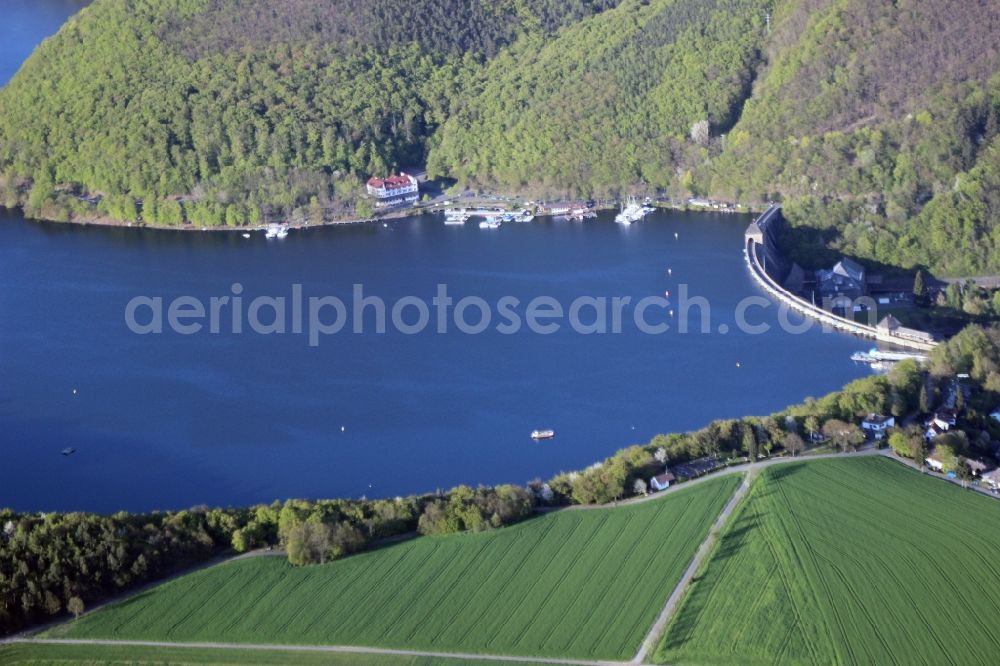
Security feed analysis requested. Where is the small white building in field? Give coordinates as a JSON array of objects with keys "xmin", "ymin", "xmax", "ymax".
[{"xmin": 650, "ymin": 471, "xmax": 676, "ymax": 491}]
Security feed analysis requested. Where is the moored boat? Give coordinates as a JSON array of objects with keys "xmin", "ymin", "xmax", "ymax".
[
  {"xmin": 615, "ymin": 197, "xmax": 650, "ymax": 224},
  {"xmin": 531, "ymin": 429, "xmax": 555, "ymax": 440}
]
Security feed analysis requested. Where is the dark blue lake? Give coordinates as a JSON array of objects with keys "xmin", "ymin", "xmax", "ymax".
[
  {"xmin": 0, "ymin": 1, "xmax": 871, "ymax": 513},
  {"xmin": 0, "ymin": 208, "xmax": 871, "ymax": 512},
  {"xmin": 0, "ymin": 0, "xmax": 87, "ymax": 86}
]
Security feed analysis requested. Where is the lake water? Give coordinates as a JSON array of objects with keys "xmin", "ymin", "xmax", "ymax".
[
  {"xmin": 0, "ymin": 2, "xmax": 871, "ymax": 513},
  {"xmin": 0, "ymin": 209, "xmax": 871, "ymax": 512},
  {"xmin": 0, "ymin": 0, "xmax": 88, "ymax": 86}
]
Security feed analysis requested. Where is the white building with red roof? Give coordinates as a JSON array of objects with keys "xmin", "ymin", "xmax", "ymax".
[{"xmin": 366, "ymin": 172, "xmax": 419, "ymax": 208}]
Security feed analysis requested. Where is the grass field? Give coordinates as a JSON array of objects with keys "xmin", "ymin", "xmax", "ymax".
[
  {"xmin": 0, "ymin": 642, "xmax": 544, "ymax": 665},
  {"xmin": 45, "ymin": 475, "xmax": 739, "ymax": 660},
  {"xmin": 655, "ymin": 457, "xmax": 1000, "ymax": 665}
]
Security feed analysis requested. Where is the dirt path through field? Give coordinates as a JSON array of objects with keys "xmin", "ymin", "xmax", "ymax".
[
  {"xmin": 630, "ymin": 472, "xmax": 751, "ymax": 664},
  {"xmin": 2, "ymin": 638, "xmax": 626, "ymax": 666}
]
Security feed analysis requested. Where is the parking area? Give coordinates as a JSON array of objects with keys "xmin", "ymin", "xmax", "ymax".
[{"xmin": 673, "ymin": 456, "xmax": 723, "ymax": 480}]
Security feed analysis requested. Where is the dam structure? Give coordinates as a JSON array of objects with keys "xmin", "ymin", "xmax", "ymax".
[{"xmin": 744, "ymin": 206, "xmax": 937, "ymax": 352}]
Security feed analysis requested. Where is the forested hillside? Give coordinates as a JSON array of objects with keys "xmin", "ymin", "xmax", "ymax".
[
  {"xmin": 708, "ymin": 0, "xmax": 1000, "ymax": 274},
  {"xmin": 428, "ymin": 0, "xmax": 769, "ymax": 197},
  {"xmin": 1, "ymin": 0, "xmax": 1000, "ymax": 274},
  {"xmin": 0, "ymin": 0, "xmax": 617, "ymax": 226}
]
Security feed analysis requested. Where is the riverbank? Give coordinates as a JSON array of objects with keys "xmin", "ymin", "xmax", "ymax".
[{"xmin": 1, "ymin": 190, "xmax": 765, "ymax": 232}]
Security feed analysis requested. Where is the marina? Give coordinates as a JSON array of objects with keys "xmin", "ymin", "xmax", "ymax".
[
  {"xmin": 265, "ymin": 223, "xmax": 289, "ymax": 239},
  {"xmin": 615, "ymin": 197, "xmax": 655, "ymax": 224},
  {"xmin": 442, "ymin": 207, "xmax": 535, "ymax": 225}
]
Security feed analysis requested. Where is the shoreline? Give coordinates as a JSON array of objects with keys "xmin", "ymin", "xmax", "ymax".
[{"xmin": 2, "ymin": 197, "xmax": 758, "ymax": 233}]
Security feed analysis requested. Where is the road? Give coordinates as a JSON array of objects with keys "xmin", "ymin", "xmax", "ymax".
[{"xmin": 4, "ymin": 638, "xmax": 625, "ymax": 666}]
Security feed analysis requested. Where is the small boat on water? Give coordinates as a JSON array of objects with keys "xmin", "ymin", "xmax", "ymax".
[
  {"xmin": 61, "ymin": 447, "xmax": 76, "ymax": 456},
  {"xmin": 241, "ymin": 233, "xmax": 251, "ymax": 239},
  {"xmin": 479, "ymin": 217, "xmax": 502, "ymax": 229},
  {"xmin": 444, "ymin": 209, "xmax": 469, "ymax": 225},
  {"xmin": 531, "ymin": 429, "xmax": 556, "ymax": 440}
]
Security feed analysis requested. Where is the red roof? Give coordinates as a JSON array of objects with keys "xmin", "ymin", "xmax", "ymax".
[{"xmin": 367, "ymin": 173, "xmax": 415, "ymax": 188}]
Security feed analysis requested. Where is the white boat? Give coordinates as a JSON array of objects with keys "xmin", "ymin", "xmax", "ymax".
[
  {"xmin": 479, "ymin": 216, "xmax": 502, "ymax": 229},
  {"xmin": 515, "ymin": 211, "xmax": 534, "ymax": 222},
  {"xmin": 61, "ymin": 447, "xmax": 76, "ymax": 456},
  {"xmin": 850, "ymin": 348, "xmax": 928, "ymax": 367},
  {"xmin": 266, "ymin": 223, "xmax": 290, "ymax": 239},
  {"xmin": 531, "ymin": 429, "xmax": 555, "ymax": 440},
  {"xmin": 615, "ymin": 197, "xmax": 650, "ymax": 224},
  {"xmin": 444, "ymin": 209, "xmax": 469, "ymax": 225},
  {"xmin": 241, "ymin": 233, "xmax": 251, "ymax": 239}
]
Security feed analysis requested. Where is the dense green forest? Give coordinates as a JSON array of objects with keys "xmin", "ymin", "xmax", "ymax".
[
  {"xmin": 1, "ymin": 0, "xmax": 1000, "ymax": 274},
  {"xmin": 708, "ymin": 0, "xmax": 1000, "ymax": 275},
  {"xmin": 428, "ymin": 0, "xmax": 769, "ymax": 197},
  {"xmin": 0, "ymin": 0, "xmax": 617, "ymax": 227}
]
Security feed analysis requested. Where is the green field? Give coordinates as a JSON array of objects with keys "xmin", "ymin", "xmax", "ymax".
[
  {"xmin": 0, "ymin": 643, "xmax": 485, "ymax": 666},
  {"xmin": 0, "ymin": 642, "xmax": 544, "ymax": 665},
  {"xmin": 655, "ymin": 457, "xmax": 1000, "ymax": 665},
  {"xmin": 46, "ymin": 476, "xmax": 738, "ymax": 660}
]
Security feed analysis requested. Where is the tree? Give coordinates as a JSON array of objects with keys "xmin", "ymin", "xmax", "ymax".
[
  {"xmin": 955, "ymin": 386, "xmax": 965, "ymax": 412},
  {"xmin": 919, "ymin": 384, "xmax": 930, "ymax": 413},
  {"xmin": 956, "ymin": 458, "xmax": 972, "ymax": 488},
  {"xmin": 933, "ymin": 443, "xmax": 959, "ymax": 473},
  {"xmin": 67, "ymin": 596, "xmax": 85, "ymax": 620},
  {"xmin": 356, "ymin": 199, "xmax": 375, "ymax": 219},
  {"xmin": 231, "ymin": 527, "xmax": 252, "ymax": 553},
  {"xmin": 783, "ymin": 432, "xmax": 805, "ymax": 457},
  {"xmin": 742, "ymin": 424, "xmax": 758, "ymax": 461},
  {"xmin": 225, "ymin": 204, "xmax": 242, "ymax": 227},
  {"xmin": 633, "ymin": 478, "xmax": 647, "ymax": 496},
  {"xmin": 822, "ymin": 419, "xmax": 865, "ymax": 452},
  {"xmin": 909, "ymin": 436, "xmax": 927, "ymax": 472},
  {"xmin": 25, "ymin": 168, "xmax": 54, "ymax": 215},
  {"xmin": 888, "ymin": 430, "xmax": 915, "ymax": 458},
  {"xmin": 654, "ymin": 447, "xmax": 667, "ymax": 464},
  {"xmin": 690, "ymin": 119, "xmax": 710, "ymax": 146},
  {"xmin": 285, "ymin": 522, "xmax": 333, "ymax": 565},
  {"xmin": 804, "ymin": 416, "xmax": 820, "ymax": 440},
  {"xmin": 913, "ymin": 269, "xmax": 928, "ymax": 305}
]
